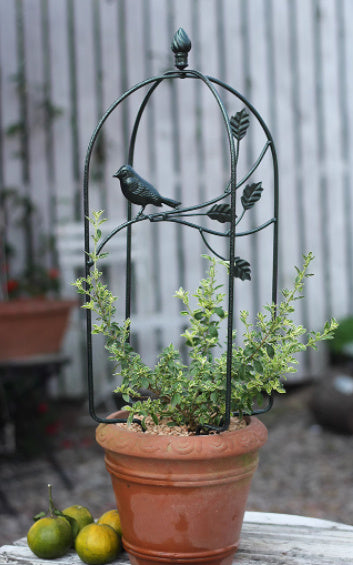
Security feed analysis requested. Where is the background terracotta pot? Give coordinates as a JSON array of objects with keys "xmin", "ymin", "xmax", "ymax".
[
  {"xmin": 96, "ymin": 412, "xmax": 268, "ymax": 565},
  {"xmin": 0, "ymin": 299, "xmax": 76, "ymax": 361}
]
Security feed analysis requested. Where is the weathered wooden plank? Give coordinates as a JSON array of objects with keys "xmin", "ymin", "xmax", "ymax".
[
  {"xmin": 1, "ymin": 513, "xmax": 352, "ymax": 565},
  {"xmin": 0, "ymin": 544, "xmax": 130, "ymax": 565}
]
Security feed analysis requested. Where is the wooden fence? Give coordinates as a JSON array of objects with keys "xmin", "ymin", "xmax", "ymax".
[{"xmin": 1, "ymin": 0, "xmax": 353, "ymax": 399}]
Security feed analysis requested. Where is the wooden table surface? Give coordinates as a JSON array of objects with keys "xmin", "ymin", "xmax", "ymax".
[{"xmin": 1, "ymin": 512, "xmax": 352, "ymax": 564}]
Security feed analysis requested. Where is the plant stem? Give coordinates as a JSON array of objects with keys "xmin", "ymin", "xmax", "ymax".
[{"xmin": 48, "ymin": 484, "xmax": 56, "ymax": 517}]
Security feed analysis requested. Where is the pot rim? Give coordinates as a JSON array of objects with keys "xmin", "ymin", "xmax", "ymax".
[
  {"xmin": 0, "ymin": 298, "xmax": 77, "ymax": 316},
  {"xmin": 96, "ymin": 410, "xmax": 268, "ymax": 460}
]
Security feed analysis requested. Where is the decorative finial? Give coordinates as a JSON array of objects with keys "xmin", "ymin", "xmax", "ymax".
[{"xmin": 171, "ymin": 28, "xmax": 192, "ymax": 70}]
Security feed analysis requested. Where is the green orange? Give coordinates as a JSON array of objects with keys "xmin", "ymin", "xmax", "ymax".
[
  {"xmin": 27, "ymin": 515, "xmax": 72, "ymax": 559},
  {"xmin": 97, "ymin": 509, "xmax": 122, "ymax": 537},
  {"xmin": 75, "ymin": 523, "xmax": 121, "ymax": 565},
  {"xmin": 63, "ymin": 504, "xmax": 94, "ymax": 539}
]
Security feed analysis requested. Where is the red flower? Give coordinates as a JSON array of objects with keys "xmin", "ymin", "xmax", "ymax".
[
  {"xmin": 45, "ymin": 421, "xmax": 61, "ymax": 436},
  {"xmin": 6, "ymin": 279, "xmax": 19, "ymax": 293},
  {"xmin": 60, "ymin": 439, "xmax": 74, "ymax": 449},
  {"xmin": 37, "ymin": 402, "xmax": 49, "ymax": 414},
  {"xmin": 48, "ymin": 268, "xmax": 60, "ymax": 279}
]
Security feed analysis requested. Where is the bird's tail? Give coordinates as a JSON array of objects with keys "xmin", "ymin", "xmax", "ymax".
[{"xmin": 161, "ymin": 197, "xmax": 181, "ymax": 208}]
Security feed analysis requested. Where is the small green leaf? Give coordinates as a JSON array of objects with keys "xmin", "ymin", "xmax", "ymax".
[
  {"xmin": 209, "ymin": 325, "xmax": 218, "ymax": 338},
  {"xmin": 171, "ymin": 392, "xmax": 182, "ymax": 408},
  {"xmin": 253, "ymin": 359, "xmax": 263, "ymax": 373},
  {"xmin": 54, "ymin": 509, "xmax": 65, "ymax": 517},
  {"xmin": 210, "ymin": 391, "xmax": 218, "ymax": 402},
  {"xmin": 256, "ymin": 392, "xmax": 265, "ymax": 406},
  {"xmin": 239, "ymin": 364, "xmax": 251, "ymax": 379},
  {"xmin": 213, "ymin": 307, "xmax": 225, "ymax": 318},
  {"xmin": 265, "ymin": 344, "xmax": 275, "ymax": 358},
  {"xmin": 194, "ymin": 311, "xmax": 204, "ymax": 320},
  {"xmin": 141, "ymin": 377, "xmax": 150, "ymax": 388},
  {"xmin": 33, "ymin": 512, "xmax": 46, "ymax": 521}
]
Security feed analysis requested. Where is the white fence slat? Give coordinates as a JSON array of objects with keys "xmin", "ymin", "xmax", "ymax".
[
  {"xmin": 23, "ymin": 0, "xmax": 50, "ymax": 230},
  {"xmin": 0, "ymin": 1, "xmax": 22, "ymax": 190},
  {"xmin": 48, "ymin": 0, "xmax": 76, "ymax": 224},
  {"xmin": 295, "ymin": 0, "xmax": 325, "ymax": 335},
  {"xmin": 320, "ymin": 0, "xmax": 348, "ymax": 319}
]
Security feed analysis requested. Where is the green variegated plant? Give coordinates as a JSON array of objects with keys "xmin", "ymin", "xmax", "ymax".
[{"xmin": 74, "ymin": 210, "xmax": 337, "ymax": 433}]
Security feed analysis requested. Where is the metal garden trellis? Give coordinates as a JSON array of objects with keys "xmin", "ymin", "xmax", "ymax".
[{"xmin": 83, "ymin": 28, "xmax": 279, "ymax": 431}]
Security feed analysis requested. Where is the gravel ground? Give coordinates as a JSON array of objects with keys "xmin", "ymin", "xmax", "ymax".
[{"xmin": 1, "ymin": 384, "xmax": 353, "ymax": 546}]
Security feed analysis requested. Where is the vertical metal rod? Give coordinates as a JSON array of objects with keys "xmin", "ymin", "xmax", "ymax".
[
  {"xmin": 167, "ymin": 3, "xmax": 186, "ymax": 290},
  {"xmin": 82, "ymin": 75, "xmax": 177, "ymax": 423},
  {"xmin": 191, "ymin": 1, "xmax": 207, "ymax": 278},
  {"xmin": 116, "ymin": 0, "xmax": 131, "ymax": 322}
]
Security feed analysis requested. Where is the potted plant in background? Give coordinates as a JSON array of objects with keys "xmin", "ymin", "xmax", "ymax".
[
  {"xmin": 0, "ymin": 188, "xmax": 76, "ymax": 360},
  {"xmin": 73, "ymin": 210, "xmax": 337, "ymax": 565}
]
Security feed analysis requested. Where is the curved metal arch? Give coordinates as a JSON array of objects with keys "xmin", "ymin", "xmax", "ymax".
[
  {"xmin": 85, "ymin": 69, "xmax": 240, "ymax": 425},
  {"xmin": 123, "ymin": 71, "xmax": 279, "ymax": 305},
  {"xmin": 83, "ymin": 44, "xmax": 279, "ymax": 427}
]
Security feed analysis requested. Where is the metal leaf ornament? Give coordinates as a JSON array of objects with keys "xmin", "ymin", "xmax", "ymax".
[
  {"xmin": 234, "ymin": 257, "xmax": 251, "ymax": 281},
  {"xmin": 207, "ymin": 203, "xmax": 232, "ymax": 223},
  {"xmin": 241, "ymin": 182, "xmax": 263, "ymax": 210},
  {"xmin": 230, "ymin": 109, "xmax": 250, "ymax": 141}
]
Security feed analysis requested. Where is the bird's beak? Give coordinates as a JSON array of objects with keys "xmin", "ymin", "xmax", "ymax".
[{"xmin": 113, "ymin": 170, "xmax": 119, "ymax": 178}]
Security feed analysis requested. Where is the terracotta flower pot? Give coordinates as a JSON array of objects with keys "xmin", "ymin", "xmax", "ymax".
[
  {"xmin": 96, "ymin": 411, "xmax": 268, "ymax": 565},
  {"xmin": 0, "ymin": 298, "xmax": 77, "ymax": 361}
]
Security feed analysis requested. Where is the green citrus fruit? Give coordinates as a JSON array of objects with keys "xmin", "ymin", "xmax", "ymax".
[
  {"xmin": 97, "ymin": 509, "xmax": 122, "ymax": 537},
  {"xmin": 27, "ymin": 516, "xmax": 72, "ymax": 559},
  {"xmin": 63, "ymin": 504, "xmax": 94, "ymax": 539},
  {"xmin": 75, "ymin": 523, "xmax": 121, "ymax": 565}
]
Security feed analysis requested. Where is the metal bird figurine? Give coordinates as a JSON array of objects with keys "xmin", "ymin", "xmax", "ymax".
[{"xmin": 113, "ymin": 164, "xmax": 181, "ymax": 216}]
